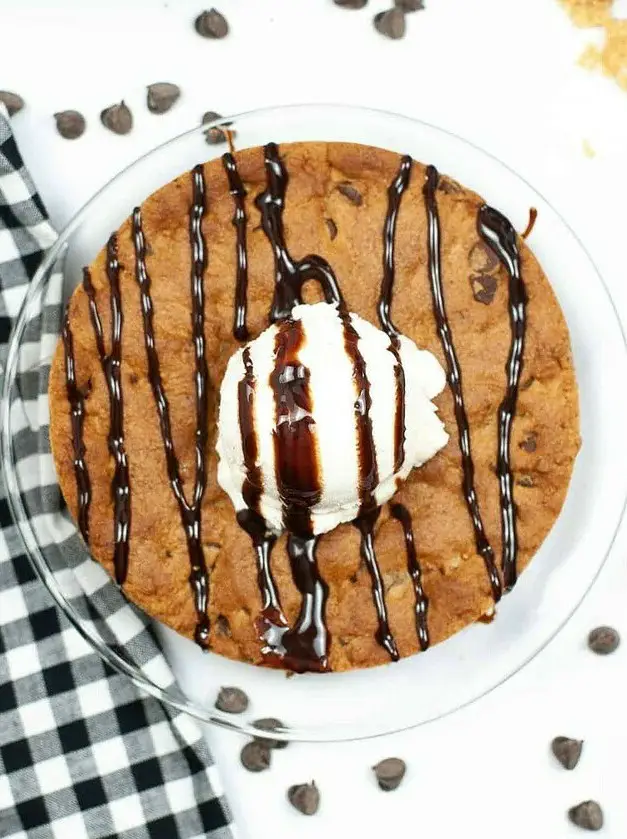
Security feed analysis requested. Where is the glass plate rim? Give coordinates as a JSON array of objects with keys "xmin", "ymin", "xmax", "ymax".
[{"xmin": 2, "ymin": 102, "xmax": 626, "ymax": 742}]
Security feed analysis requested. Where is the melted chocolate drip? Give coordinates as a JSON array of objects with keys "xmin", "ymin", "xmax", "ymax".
[
  {"xmin": 280, "ymin": 533, "xmax": 330, "ymax": 672},
  {"xmin": 378, "ymin": 155, "xmax": 413, "ymax": 339},
  {"xmin": 339, "ymin": 310, "xmax": 400, "ymax": 661},
  {"xmin": 478, "ymin": 205, "xmax": 527, "ymax": 590},
  {"xmin": 268, "ymin": 318, "xmax": 330, "ymax": 670},
  {"xmin": 236, "ymin": 509, "xmax": 288, "ymax": 650},
  {"xmin": 131, "ymin": 171, "xmax": 211, "ymax": 648},
  {"xmin": 255, "ymin": 142, "xmax": 344, "ymax": 321},
  {"xmin": 355, "ymin": 508, "xmax": 399, "ymax": 661},
  {"xmin": 223, "ymin": 152, "xmax": 250, "ymax": 341},
  {"xmin": 83, "ymin": 238, "xmax": 131, "ymax": 585},
  {"xmin": 423, "ymin": 166, "xmax": 502, "ymax": 602},
  {"xmin": 377, "ymin": 156, "xmax": 412, "ymax": 474},
  {"xmin": 270, "ymin": 319, "xmax": 321, "ymax": 536},
  {"xmin": 61, "ymin": 313, "xmax": 91, "ymax": 544},
  {"xmin": 390, "ymin": 502, "xmax": 429, "ymax": 651},
  {"xmin": 238, "ymin": 347, "xmax": 263, "ymax": 511}
]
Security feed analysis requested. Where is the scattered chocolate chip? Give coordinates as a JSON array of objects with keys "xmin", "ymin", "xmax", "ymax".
[
  {"xmin": 334, "ymin": 0, "xmax": 368, "ymax": 7},
  {"xmin": 468, "ymin": 241, "xmax": 500, "ymax": 273},
  {"xmin": 325, "ymin": 218, "xmax": 338, "ymax": 240},
  {"xmin": 517, "ymin": 475, "xmax": 534, "ymax": 487},
  {"xmin": 437, "ymin": 176, "xmax": 462, "ymax": 194},
  {"xmin": 216, "ymin": 614, "xmax": 231, "ymax": 637},
  {"xmin": 100, "ymin": 101, "xmax": 133, "ymax": 135},
  {"xmin": 215, "ymin": 686, "xmax": 249, "ymax": 714},
  {"xmin": 470, "ymin": 274, "xmax": 498, "ymax": 305},
  {"xmin": 568, "ymin": 801, "xmax": 604, "ymax": 831},
  {"xmin": 519, "ymin": 433, "xmax": 537, "ymax": 453},
  {"xmin": 374, "ymin": 7, "xmax": 406, "ymax": 39},
  {"xmin": 336, "ymin": 183, "xmax": 363, "ymax": 206},
  {"xmin": 588, "ymin": 626, "xmax": 620, "ymax": 655},
  {"xmin": 395, "ymin": 0, "xmax": 425, "ymax": 9},
  {"xmin": 54, "ymin": 110, "xmax": 86, "ymax": 140},
  {"xmin": 129, "ymin": 373, "xmax": 139, "ymax": 386},
  {"xmin": 240, "ymin": 740, "xmax": 272, "ymax": 772},
  {"xmin": 552, "ymin": 736, "xmax": 584, "ymax": 770},
  {"xmin": 287, "ymin": 782, "xmax": 320, "ymax": 815},
  {"xmin": 253, "ymin": 717, "xmax": 289, "ymax": 749},
  {"xmin": 147, "ymin": 82, "xmax": 181, "ymax": 115},
  {"xmin": 373, "ymin": 757, "xmax": 406, "ymax": 791},
  {"xmin": 0, "ymin": 91, "xmax": 24, "ymax": 117},
  {"xmin": 202, "ymin": 110, "xmax": 231, "ymax": 144},
  {"xmin": 195, "ymin": 8, "xmax": 229, "ymax": 38}
]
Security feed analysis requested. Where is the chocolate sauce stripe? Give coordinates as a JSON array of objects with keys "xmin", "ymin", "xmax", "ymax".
[
  {"xmin": 478, "ymin": 205, "xmax": 527, "ymax": 590},
  {"xmin": 222, "ymin": 152, "xmax": 250, "ymax": 342},
  {"xmin": 131, "ymin": 172, "xmax": 211, "ymax": 648},
  {"xmin": 83, "ymin": 239, "xmax": 131, "ymax": 586},
  {"xmin": 423, "ymin": 166, "xmax": 502, "ymax": 602},
  {"xmin": 390, "ymin": 502, "xmax": 429, "ymax": 651},
  {"xmin": 339, "ymin": 309, "xmax": 399, "ymax": 661},
  {"xmin": 61, "ymin": 313, "xmax": 91, "ymax": 544}
]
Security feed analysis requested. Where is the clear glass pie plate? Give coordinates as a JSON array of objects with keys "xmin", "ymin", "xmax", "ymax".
[{"xmin": 2, "ymin": 104, "xmax": 626, "ymax": 742}]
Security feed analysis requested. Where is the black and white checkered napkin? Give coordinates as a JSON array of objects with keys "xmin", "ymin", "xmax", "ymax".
[{"xmin": 0, "ymin": 104, "xmax": 233, "ymax": 839}]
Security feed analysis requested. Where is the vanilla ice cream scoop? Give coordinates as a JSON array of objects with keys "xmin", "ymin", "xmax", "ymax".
[{"xmin": 216, "ymin": 302, "xmax": 448, "ymax": 536}]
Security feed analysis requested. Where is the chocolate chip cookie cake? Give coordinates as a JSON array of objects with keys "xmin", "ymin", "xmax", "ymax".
[{"xmin": 48, "ymin": 141, "xmax": 580, "ymax": 672}]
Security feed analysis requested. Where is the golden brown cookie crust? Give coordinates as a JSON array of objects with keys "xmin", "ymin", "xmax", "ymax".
[{"xmin": 48, "ymin": 142, "xmax": 580, "ymax": 672}]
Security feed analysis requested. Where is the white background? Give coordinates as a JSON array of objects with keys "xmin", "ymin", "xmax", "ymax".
[{"xmin": 2, "ymin": 0, "xmax": 627, "ymax": 836}]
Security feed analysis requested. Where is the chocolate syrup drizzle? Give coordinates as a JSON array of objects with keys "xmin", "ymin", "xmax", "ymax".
[
  {"xmin": 423, "ymin": 166, "xmax": 503, "ymax": 602},
  {"xmin": 478, "ymin": 205, "xmax": 527, "ymax": 590},
  {"xmin": 83, "ymin": 237, "xmax": 131, "ymax": 585},
  {"xmin": 131, "ymin": 167, "xmax": 211, "ymax": 648},
  {"xmin": 61, "ymin": 313, "xmax": 91, "ymax": 544},
  {"xmin": 340, "ymin": 310, "xmax": 400, "ymax": 661},
  {"xmin": 64, "ymin": 142, "xmax": 530, "ymax": 666},
  {"xmin": 390, "ymin": 503, "xmax": 429, "ymax": 651},
  {"xmin": 255, "ymin": 142, "xmax": 344, "ymax": 321},
  {"xmin": 222, "ymin": 152, "xmax": 250, "ymax": 342}
]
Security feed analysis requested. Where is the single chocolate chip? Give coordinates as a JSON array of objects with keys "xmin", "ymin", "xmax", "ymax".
[
  {"xmin": 373, "ymin": 757, "xmax": 406, "ymax": 791},
  {"xmin": 552, "ymin": 736, "xmax": 584, "ymax": 770},
  {"xmin": 287, "ymin": 782, "xmax": 320, "ymax": 815},
  {"xmin": 334, "ymin": 0, "xmax": 368, "ymax": 7},
  {"xmin": 588, "ymin": 626, "xmax": 620, "ymax": 655},
  {"xmin": 325, "ymin": 218, "xmax": 338, "ymax": 240},
  {"xmin": 470, "ymin": 274, "xmax": 498, "ymax": 305},
  {"xmin": 216, "ymin": 614, "xmax": 231, "ymax": 637},
  {"xmin": 129, "ymin": 373, "xmax": 139, "ymax": 386},
  {"xmin": 147, "ymin": 82, "xmax": 181, "ymax": 115},
  {"xmin": 195, "ymin": 8, "xmax": 229, "ymax": 38},
  {"xmin": 240, "ymin": 740, "xmax": 271, "ymax": 772},
  {"xmin": 374, "ymin": 8, "xmax": 406, "ymax": 39},
  {"xmin": 468, "ymin": 241, "xmax": 500, "ymax": 273},
  {"xmin": 253, "ymin": 717, "xmax": 289, "ymax": 749},
  {"xmin": 438, "ymin": 176, "xmax": 462, "ymax": 194},
  {"xmin": 519, "ymin": 433, "xmax": 537, "ymax": 453},
  {"xmin": 215, "ymin": 686, "xmax": 249, "ymax": 714},
  {"xmin": 0, "ymin": 91, "xmax": 25, "ymax": 117},
  {"xmin": 100, "ymin": 101, "xmax": 133, "ymax": 135},
  {"xmin": 568, "ymin": 801, "xmax": 604, "ymax": 831},
  {"xmin": 54, "ymin": 110, "xmax": 86, "ymax": 140},
  {"xmin": 202, "ymin": 111, "xmax": 230, "ymax": 144},
  {"xmin": 336, "ymin": 183, "xmax": 363, "ymax": 206},
  {"xmin": 395, "ymin": 0, "xmax": 425, "ymax": 9},
  {"xmin": 517, "ymin": 475, "xmax": 534, "ymax": 487}
]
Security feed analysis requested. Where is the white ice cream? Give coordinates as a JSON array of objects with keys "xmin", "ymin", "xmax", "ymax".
[{"xmin": 216, "ymin": 302, "xmax": 448, "ymax": 535}]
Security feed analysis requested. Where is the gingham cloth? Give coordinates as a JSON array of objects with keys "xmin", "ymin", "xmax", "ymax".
[{"xmin": 0, "ymin": 105, "xmax": 232, "ymax": 839}]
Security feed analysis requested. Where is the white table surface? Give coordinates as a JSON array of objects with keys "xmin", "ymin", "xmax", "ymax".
[{"xmin": 2, "ymin": 0, "xmax": 627, "ymax": 836}]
